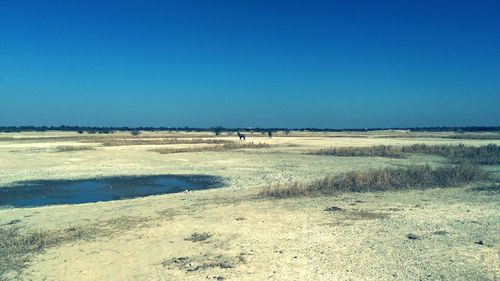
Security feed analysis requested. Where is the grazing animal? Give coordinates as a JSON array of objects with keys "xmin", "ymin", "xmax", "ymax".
[{"xmin": 237, "ymin": 131, "xmax": 246, "ymax": 141}]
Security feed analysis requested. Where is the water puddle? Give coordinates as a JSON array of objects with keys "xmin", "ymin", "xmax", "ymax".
[{"xmin": 0, "ymin": 175, "xmax": 223, "ymax": 208}]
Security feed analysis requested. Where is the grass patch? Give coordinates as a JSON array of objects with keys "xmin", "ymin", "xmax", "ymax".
[
  {"xmin": 151, "ymin": 142, "xmax": 269, "ymax": 154},
  {"xmin": 403, "ymin": 144, "xmax": 500, "ymax": 165},
  {"xmin": 54, "ymin": 145, "xmax": 95, "ymax": 152},
  {"xmin": 311, "ymin": 144, "xmax": 500, "ymax": 165},
  {"xmin": 448, "ymin": 133, "xmax": 500, "ymax": 140},
  {"xmin": 0, "ymin": 226, "xmax": 92, "ymax": 278},
  {"xmin": 260, "ymin": 164, "xmax": 490, "ymax": 198},
  {"xmin": 0, "ymin": 213, "xmax": 173, "ymax": 279},
  {"xmin": 469, "ymin": 183, "xmax": 500, "ymax": 194},
  {"xmin": 100, "ymin": 138, "xmax": 234, "ymax": 146},
  {"xmin": 311, "ymin": 145, "xmax": 404, "ymax": 158}
]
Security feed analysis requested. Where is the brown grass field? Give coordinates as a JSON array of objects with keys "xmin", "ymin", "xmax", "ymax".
[{"xmin": 0, "ymin": 130, "xmax": 499, "ymax": 280}]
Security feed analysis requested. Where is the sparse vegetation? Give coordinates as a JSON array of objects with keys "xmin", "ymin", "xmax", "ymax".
[
  {"xmin": 184, "ymin": 232, "xmax": 212, "ymax": 242},
  {"xmin": 161, "ymin": 252, "xmax": 246, "ymax": 272},
  {"xmin": 311, "ymin": 144, "xmax": 500, "ymax": 165},
  {"xmin": 260, "ymin": 164, "xmax": 490, "ymax": 198},
  {"xmin": 470, "ymin": 183, "xmax": 500, "ymax": 193},
  {"xmin": 151, "ymin": 142, "xmax": 269, "ymax": 154},
  {"xmin": 54, "ymin": 145, "xmax": 95, "ymax": 152},
  {"xmin": 401, "ymin": 143, "xmax": 500, "ymax": 165},
  {"xmin": 312, "ymin": 145, "xmax": 404, "ymax": 158},
  {"xmin": 0, "ymin": 213, "xmax": 177, "ymax": 278},
  {"xmin": 0, "ymin": 226, "xmax": 90, "ymax": 277},
  {"xmin": 448, "ymin": 133, "xmax": 500, "ymax": 140},
  {"xmin": 100, "ymin": 138, "xmax": 234, "ymax": 146}
]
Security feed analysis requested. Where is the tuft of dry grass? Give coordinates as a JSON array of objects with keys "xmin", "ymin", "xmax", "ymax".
[
  {"xmin": 151, "ymin": 142, "xmax": 270, "ymax": 154},
  {"xmin": 184, "ymin": 232, "xmax": 212, "ymax": 242},
  {"xmin": 161, "ymin": 253, "xmax": 246, "ymax": 272},
  {"xmin": 260, "ymin": 164, "xmax": 490, "ymax": 198},
  {"xmin": 311, "ymin": 144, "xmax": 500, "ymax": 165},
  {"xmin": 54, "ymin": 145, "xmax": 95, "ymax": 152}
]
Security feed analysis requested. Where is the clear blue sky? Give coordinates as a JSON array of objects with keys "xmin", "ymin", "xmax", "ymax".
[{"xmin": 1, "ymin": 1, "xmax": 499, "ymax": 128}]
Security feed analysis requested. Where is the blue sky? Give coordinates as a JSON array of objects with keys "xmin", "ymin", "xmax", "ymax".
[{"xmin": 1, "ymin": 0, "xmax": 499, "ymax": 128}]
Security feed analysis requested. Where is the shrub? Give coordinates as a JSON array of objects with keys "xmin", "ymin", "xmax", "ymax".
[{"xmin": 211, "ymin": 126, "xmax": 224, "ymax": 136}]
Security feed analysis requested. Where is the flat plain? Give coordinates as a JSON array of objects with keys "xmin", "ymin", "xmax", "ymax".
[{"xmin": 1, "ymin": 130, "xmax": 499, "ymax": 280}]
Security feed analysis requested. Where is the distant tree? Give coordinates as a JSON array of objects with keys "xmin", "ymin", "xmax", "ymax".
[{"xmin": 211, "ymin": 126, "xmax": 224, "ymax": 136}]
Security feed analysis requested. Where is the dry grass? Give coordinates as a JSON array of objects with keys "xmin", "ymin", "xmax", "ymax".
[
  {"xmin": 54, "ymin": 145, "xmax": 95, "ymax": 152},
  {"xmin": 151, "ymin": 142, "xmax": 270, "ymax": 154},
  {"xmin": 100, "ymin": 138, "xmax": 234, "ymax": 146},
  {"xmin": 0, "ymin": 226, "xmax": 92, "ymax": 278},
  {"xmin": 402, "ymin": 143, "xmax": 500, "ymax": 164},
  {"xmin": 311, "ymin": 144, "xmax": 500, "ymax": 165},
  {"xmin": 470, "ymin": 183, "xmax": 500, "ymax": 194},
  {"xmin": 311, "ymin": 145, "xmax": 404, "ymax": 158},
  {"xmin": 161, "ymin": 252, "xmax": 246, "ymax": 272},
  {"xmin": 184, "ymin": 232, "xmax": 212, "ymax": 242},
  {"xmin": 448, "ymin": 133, "xmax": 500, "ymax": 140},
  {"xmin": 260, "ymin": 164, "xmax": 490, "ymax": 198},
  {"xmin": 0, "ymin": 213, "xmax": 176, "ymax": 279}
]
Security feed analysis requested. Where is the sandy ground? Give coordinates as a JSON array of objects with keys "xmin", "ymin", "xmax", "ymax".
[{"xmin": 0, "ymin": 131, "xmax": 499, "ymax": 280}]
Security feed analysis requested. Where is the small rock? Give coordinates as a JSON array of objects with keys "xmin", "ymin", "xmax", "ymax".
[{"xmin": 474, "ymin": 240, "xmax": 484, "ymax": 245}]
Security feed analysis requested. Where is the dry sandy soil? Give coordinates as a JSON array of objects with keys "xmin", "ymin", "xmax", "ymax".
[{"xmin": 0, "ymin": 131, "xmax": 499, "ymax": 280}]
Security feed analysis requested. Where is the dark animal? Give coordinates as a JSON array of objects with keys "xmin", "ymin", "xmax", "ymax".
[{"xmin": 237, "ymin": 132, "xmax": 246, "ymax": 141}]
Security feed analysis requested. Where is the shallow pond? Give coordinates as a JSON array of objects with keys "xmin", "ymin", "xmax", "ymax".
[{"xmin": 0, "ymin": 175, "xmax": 223, "ymax": 208}]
